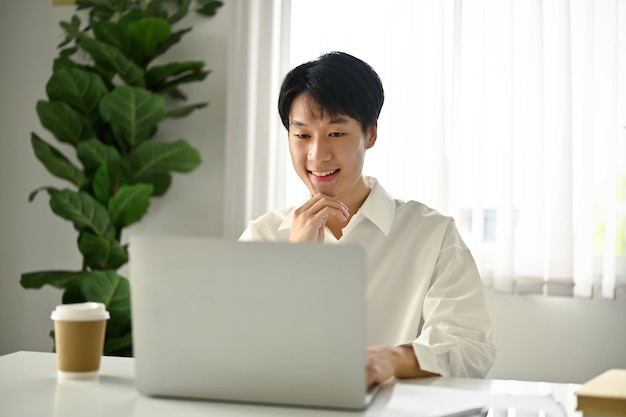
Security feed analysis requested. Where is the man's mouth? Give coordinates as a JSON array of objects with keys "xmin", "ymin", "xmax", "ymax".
[{"xmin": 310, "ymin": 169, "xmax": 339, "ymax": 177}]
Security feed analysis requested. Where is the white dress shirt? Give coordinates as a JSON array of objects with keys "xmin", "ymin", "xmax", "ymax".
[{"xmin": 239, "ymin": 177, "xmax": 496, "ymax": 378}]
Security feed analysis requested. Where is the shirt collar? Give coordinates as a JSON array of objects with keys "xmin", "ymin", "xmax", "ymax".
[
  {"xmin": 359, "ymin": 177, "xmax": 395, "ymax": 235},
  {"xmin": 278, "ymin": 177, "xmax": 396, "ymax": 236}
]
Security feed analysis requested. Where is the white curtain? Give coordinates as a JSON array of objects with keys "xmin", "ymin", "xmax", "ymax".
[
  {"xmin": 225, "ymin": 0, "xmax": 626, "ymax": 299},
  {"xmin": 223, "ymin": 0, "xmax": 291, "ymax": 239}
]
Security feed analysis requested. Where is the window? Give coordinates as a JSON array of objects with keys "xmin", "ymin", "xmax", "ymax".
[
  {"xmin": 225, "ymin": 0, "xmax": 626, "ymax": 300},
  {"xmin": 284, "ymin": 0, "xmax": 626, "ymax": 299}
]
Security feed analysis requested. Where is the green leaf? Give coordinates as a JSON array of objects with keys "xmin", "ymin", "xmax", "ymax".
[
  {"xmin": 20, "ymin": 270, "xmax": 81, "ymax": 290},
  {"xmin": 62, "ymin": 282, "xmax": 87, "ymax": 304},
  {"xmin": 46, "ymin": 67, "xmax": 108, "ymax": 124},
  {"xmin": 58, "ymin": 15, "xmax": 82, "ymax": 48},
  {"xmin": 128, "ymin": 17, "xmax": 171, "ymax": 58},
  {"xmin": 36, "ymin": 100, "xmax": 96, "ymax": 146},
  {"xmin": 145, "ymin": 61, "xmax": 205, "ymax": 89},
  {"xmin": 92, "ymin": 62, "xmax": 117, "ymax": 85},
  {"xmin": 99, "ymin": 86, "xmax": 166, "ymax": 148},
  {"xmin": 108, "ymin": 183, "xmax": 153, "ymax": 228},
  {"xmin": 90, "ymin": 160, "xmax": 129, "ymax": 205},
  {"xmin": 59, "ymin": 47, "xmax": 78, "ymax": 58},
  {"xmin": 154, "ymin": 27, "xmax": 191, "ymax": 56},
  {"xmin": 28, "ymin": 186, "xmax": 59, "ymax": 203},
  {"xmin": 152, "ymin": 69, "xmax": 209, "ymax": 96},
  {"xmin": 52, "ymin": 56, "xmax": 80, "ymax": 73},
  {"xmin": 132, "ymin": 171, "xmax": 172, "ymax": 196},
  {"xmin": 81, "ymin": 270, "xmax": 130, "ymax": 321},
  {"xmin": 164, "ymin": 87, "xmax": 187, "ymax": 100},
  {"xmin": 168, "ymin": 0, "xmax": 192, "ymax": 24},
  {"xmin": 103, "ymin": 332, "xmax": 133, "ymax": 357},
  {"xmin": 75, "ymin": 0, "xmax": 117, "ymax": 21},
  {"xmin": 196, "ymin": 0, "xmax": 224, "ymax": 17},
  {"xmin": 78, "ymin": 232, "xmax": 128, "ymax": 270},
  {"xmin": 31, "ymin": 133, "xmax": 85, "ymax": 187},
  {"xmin": 129, "ymin": 139, "xmax": 201, "ymax": 179},
  {"xmin": 78, "ymin": 35, "xmax": 146, "ymax": 87},
  {"xmin": 49, "ymin": 189, "xmax": 116, "ymax": 240},
  {"xmin": 116, "ymin": 10, "xmax": 154, "ymax": 65},
  {"xmin": 92, "ymin": 20, "xmax": 124, "ymax": 50},
  {"xmin": 92, "ymin": 164, "xmax": 114, "ymax": 204},
  {"xmin": 76, "ymin": 139, "xmax": 121, "ymax": 172},
  {"xmin": 167, "ymin": 102, "xmax": 208, "ymax": 118},
  {"xmin": 79, "ymin": 269, "xmax": 133, "ymax": 355}
]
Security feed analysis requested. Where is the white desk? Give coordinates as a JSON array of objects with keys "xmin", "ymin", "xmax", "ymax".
[{"xmin": 0, "ymin": 351, "xmax": 582, "ymax": 417}]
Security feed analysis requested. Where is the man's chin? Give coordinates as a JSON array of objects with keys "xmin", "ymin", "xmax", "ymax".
[{"xmin": 308, "ymin": 184, "xmax": 336, "ymax": 197}]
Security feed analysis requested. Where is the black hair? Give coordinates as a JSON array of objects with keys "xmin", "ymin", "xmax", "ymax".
[{"xmin": 277, "ymin": 51, "xmax": 385, "ymax": 134}]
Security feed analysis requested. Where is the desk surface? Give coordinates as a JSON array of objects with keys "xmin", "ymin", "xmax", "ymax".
[{"xmin": 0, "ymin": 351, "xmax": 582, "ymax": 417}]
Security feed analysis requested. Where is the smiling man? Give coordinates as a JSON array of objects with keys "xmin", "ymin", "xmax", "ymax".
[
  {"xmin": 240, "ymin": 52, "xmax": 496, "ymax": 387},
  {"xmin": 286, "ymin": 92, "xmax": 374, "ymax": 241}
]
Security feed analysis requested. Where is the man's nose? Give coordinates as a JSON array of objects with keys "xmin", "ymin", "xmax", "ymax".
[{"xmin": 307, "ymin": 136, "xmax": 331, "ymax": 161}]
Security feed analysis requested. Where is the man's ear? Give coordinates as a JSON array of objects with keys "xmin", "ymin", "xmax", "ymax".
[{"xmin": 366, "ymin": 121, "xmax": 378, "ymax": 149}]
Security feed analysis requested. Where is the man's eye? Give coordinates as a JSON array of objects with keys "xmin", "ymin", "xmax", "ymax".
[
  {"xmin": 293, "ymin": 133, "xmax": 310, "ymax": 139},
  {"xmin": 329, "ymin": 132, "xmax": 344, "ymax": 137}
]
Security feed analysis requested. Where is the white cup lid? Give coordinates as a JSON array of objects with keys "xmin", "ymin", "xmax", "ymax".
[{"xmin": 51, "ymin": 302, "xmax": 110, "ymax": 321}]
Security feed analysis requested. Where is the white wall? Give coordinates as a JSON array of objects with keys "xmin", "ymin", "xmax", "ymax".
[
  {"xmin": 0, "ymin": 1, "xmax": 624, "ymax": 385},
  {"xmin": 485, "ymin": 292, "xmax": 626, "ymax": 383},
  {"xmin": 0, "ymin": 2, "xmax": 228, "ymax": 356}
]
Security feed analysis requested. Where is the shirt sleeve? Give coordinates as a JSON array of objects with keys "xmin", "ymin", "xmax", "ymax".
[
  {"xmin": 238, "ymin": 210, "xmax": 292, "ymax": 242},
  {"xmin": 411, "ymin": 219, "xmax": 497, "ymax": 378}
]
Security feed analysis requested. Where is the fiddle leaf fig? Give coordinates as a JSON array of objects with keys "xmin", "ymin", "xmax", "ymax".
[
  {"xmin": 133, "ymin": 171, "xmax": 172, "ymax": 197},
  {"xmin": 155, "ymin": 27, "xmax": 192, "ymax": 57},
  {"xmin": 31, "ymin": 133, "xmax": 85, "ymax": 187},
  {"xmin": 36, "ymin": 100, "xmax": 96, "ymax": 146},
  {"xmin": 145, "ymin": 61, "xmax": 207, "ymax": 91},
  {"xmin": 168, "ymin": 102, "xmax": 208, "ymax": 118},
  {"xmin": 49, "ymin": 189, "xmax": 116, "ymax": 240},
  {"xmin": 130, "ymin": 139, "xmax": 202, "ymax": 177},
  {"xmin": 20, "ymin": 270, "xmax": 82, "ymax": 290},
  {"xmin": 168, "ymin": 0, "xmax": 192, "ymax": 24},
  {"xmin": 78, "ymin": 232, "xmax": 128, "ymax": 270},
  {"xmin": 78, "ymin": 35, "xmax": 146, "ymax": 87},
  {"xmin": 23, "ymin": 0, "xmax": 222, "ymax": 357},
  {"xmin": 92, "ymin": 20, "xmax": 124, "ymax": 50},
  {"xmin": 28, "ymin": 186, "xmax": 59, "ymax": 203},
  {"xmin": 77, "ymin": 139, "xmax": 122, "ymax": 173},
  {"xmin": 81, "ymin": 270, "xmax": 132, "ymax": 356},
  {"xmin": 58, "ymin": 15, "xmax": 82, "ymax": 48},
  {"xmin": 197, "ymin": 0, "xmax": 224, "ymax": 17},
  {"xmin": 108, "ymin": 183, "xmax": 154, "ymax": 228},
  {"xmin": 46, "ymin": 67, "xmax": 108, "ymax": 124},
  {"xmin": 99, "ymin": 86, "xmax": 166, "ymax": 148},
  {"xmin": 62, "ymin": 281, "xmax": 86, "ymax": 304},
  {"xmin": 128, "ymin": 17, "xmax": 171, "ymax": 58},
  {"xmin": 81, "ymin": 270, "xmax": 130, "ymax": 321},
  {"xmin": 92, "ymin": 164, "xmax": 115, "ymax": 204}
]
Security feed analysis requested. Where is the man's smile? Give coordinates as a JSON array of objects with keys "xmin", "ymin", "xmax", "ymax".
[{"xmin": 310, "ymin": 169, "xmax": 339, "ymax": 177}]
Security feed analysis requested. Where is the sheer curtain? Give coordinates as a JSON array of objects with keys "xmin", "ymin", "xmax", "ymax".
[
  {"xmin": 223, "ymin": 0, "xmax": 291, "ymax": 239},
  {"xmin": 225, "ymin": 0, "xmax": 626, "ymax": 299}
]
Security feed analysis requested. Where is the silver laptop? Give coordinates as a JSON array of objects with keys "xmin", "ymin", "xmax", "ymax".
[{"xmin": 129, "ymin": 235, "xmax": 377, "ymax": 410}]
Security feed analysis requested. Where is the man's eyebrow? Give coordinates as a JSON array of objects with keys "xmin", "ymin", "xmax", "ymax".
[
  {"xmin": 329, "ymin": 116, "xmax": 348, "ymax": 124},
  {"xmin": 289, "ymin": 117, "xmax": 348, "ymax": 127},
  {"xmin": 289, "ymin": 120, "xmax": 307, "ymax": 127}
]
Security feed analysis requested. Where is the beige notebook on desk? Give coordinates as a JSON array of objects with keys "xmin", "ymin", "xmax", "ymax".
[
  {"xmin": 129, "ymin": 235, "xmax": 378, "ymax": 411},
  {"xmin": 576, "ymin": 369, "xmax": 626, "ymax": 416}
]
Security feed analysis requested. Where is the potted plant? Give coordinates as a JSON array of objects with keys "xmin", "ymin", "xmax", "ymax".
[{"xmin": 20, "ymin": 0, "xmax": 223, "ymax": 357}]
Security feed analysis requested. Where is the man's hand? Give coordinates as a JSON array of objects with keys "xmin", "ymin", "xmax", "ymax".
[
  {"xmin": 290, "ymin": 193, "xmax": 350, "ymax": 242},
  {"xmin": 366, "ymin": 344, "xmax": 439, "ymax": 388},
  {"xmin": 366, "ymin": 345, "xmax": 396, "ymax": 388}
]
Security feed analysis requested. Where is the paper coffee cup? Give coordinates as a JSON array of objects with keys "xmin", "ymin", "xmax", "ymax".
[{"xmin": 51, "ymin": 302, "xmax": 110, "ymax": 379}]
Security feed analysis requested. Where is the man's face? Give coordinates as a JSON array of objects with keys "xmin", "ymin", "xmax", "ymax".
[{"xmin": 287, "ymin": 94, "xmax": 377, "ymax": 201}]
